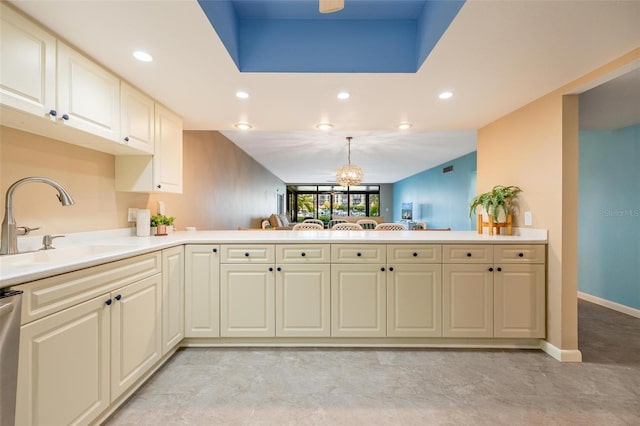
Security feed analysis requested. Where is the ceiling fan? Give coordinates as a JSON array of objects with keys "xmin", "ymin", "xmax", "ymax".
[{"xmin": 319, "ymin": 0, "xmax": 344, "ymax": 13}]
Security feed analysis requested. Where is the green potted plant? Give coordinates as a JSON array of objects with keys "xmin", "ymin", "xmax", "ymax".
[
  {"xmin": 469, "ymin": 185, "xmax": 523, "ymax": 223},
  {"xmin": 150, "ymin": 214, "xmax": 175, "ymax": 236}
]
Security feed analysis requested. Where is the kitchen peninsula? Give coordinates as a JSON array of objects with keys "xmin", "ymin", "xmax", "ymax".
[{"xmin": 3, "ymin": 228, "xmax": 547, "ymax": 425}]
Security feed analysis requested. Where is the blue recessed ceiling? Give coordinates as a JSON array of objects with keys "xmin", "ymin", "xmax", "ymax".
[{"xmin": 197, "ymin": 0, "xmax": 465, "ymax": 73}]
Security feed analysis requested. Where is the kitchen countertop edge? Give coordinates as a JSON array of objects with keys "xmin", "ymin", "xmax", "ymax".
[{"xmin": 1, "ymin": 228, "xmax": 548, "ymax": 289}]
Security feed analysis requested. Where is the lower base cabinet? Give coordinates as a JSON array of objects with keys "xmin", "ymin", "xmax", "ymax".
[
  {"xmin": 15, "ymin": 273, "xmax": 162, "ymax": 425},
  {"xmin": 162, "ymin": 246, "xmax": 184, "ymax": 354},
  {"xmin": 16, "ymin": 295, "xmax": 110, "ymax": 426},
  {"xmin": 387, "ymin": 264, "xmax": 442, "ymax": 337},
  {"xmin": 220, "ymin": 264, "xmax": 275, "ymax": 337},
  {"xmin": 442, "ymin": 264, "xmax": 494, "ymax": 338},
  {"xmin": 494, "ymin": 264, "xmax": 545, "ymax": 338},
  {"xmin": 331, "ymin": 264, "xmax": 386, "ymax": 337},
  {"xmin": 276, "ymin": 264, "xmax": 331, "ymax": 337},
  {"xmin": 110, "ymin": 274, "xmax": 162, "ymax": 401},
  {"xmin": 184, "ymin": 245, "xmax": 220, "ymax": 338}
]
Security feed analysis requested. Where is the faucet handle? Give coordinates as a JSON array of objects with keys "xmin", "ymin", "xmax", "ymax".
[
  {"xmin": 16, "ymin": 226, "xmax": 40, "ymax": 236},
  {"xmin": 41, "ymin": 234, "xmax": 65, "ymax": 250}
]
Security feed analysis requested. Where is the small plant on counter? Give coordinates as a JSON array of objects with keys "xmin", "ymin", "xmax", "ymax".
[
  {"xmin": 150, "ymin": 215, "xmax": 175, "ymax": 227},
  {"xmin": 469, "ymin": 185, "xmax": 523, "ymax": 222}
]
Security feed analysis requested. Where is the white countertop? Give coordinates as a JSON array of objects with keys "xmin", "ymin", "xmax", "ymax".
[{"xmin": 1, "ymin": 227, "xmax": 547, "ymax": 289}]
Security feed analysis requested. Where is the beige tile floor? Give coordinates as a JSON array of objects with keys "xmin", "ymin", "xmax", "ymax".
[{"xmin": 105, "ymin": 300, "xmax": 640, "ymax": 425}]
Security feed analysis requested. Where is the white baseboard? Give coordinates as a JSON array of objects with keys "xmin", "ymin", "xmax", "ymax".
[
  {"xmin": 540, "ymin": 340, "xmax": 582, "ymax": 362},
  {"xmin": 578, "ymin": 292, "xmax": 640, "ymax": 319}
]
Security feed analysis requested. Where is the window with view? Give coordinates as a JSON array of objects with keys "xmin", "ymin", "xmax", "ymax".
[{"xmin": 287, "ymin": 185, "xmax": 380, "ymax": 224}]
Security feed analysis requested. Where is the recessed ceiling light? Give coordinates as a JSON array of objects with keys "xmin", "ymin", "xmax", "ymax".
[
  {"xmin": 132, "ymin": 50, "xmax": 153, "ymax": 62},
  {"xmin": 234, "ymin": 122, "xmax": 252, "ymax": 130},
  {"xmin": 439, "ymin": 91, "xmax": 453, "ymax": 100},
  {"xmin": 397, "ymin": 122, "xmax": 412, "ymax": 130},
  {"xmin": 315, "ymin": 122, "xmax": 334, "ymax": 130},
  {"xmin": 337, "ymin": 91, "xmax": 350, "ymax": 100},
  {"xmin": 235, "ymin": 91, "xmax": 249, "ymax": 99}
]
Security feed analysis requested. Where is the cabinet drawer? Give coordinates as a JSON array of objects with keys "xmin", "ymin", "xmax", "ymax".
[
  {"xmin": 276, "ymin": 244, "xmax": 330, "ymax": 263},
  {"xmin": 443, "ymin": 245, "xmax": 493, "ymax": 263},
  {"xmin": 220, "ymin": 244, "xmax": 275, "ymax": 263},
  {"xmin": 494, "ymin": 245, "xmax": 545, "ymax": 264},
  {"xmin": 331, "ymin": 244, "xmax": 386, "ymax": 263},
  {"xmin": 387, "ymin": 244, "xmax": 441, "ymax": 264},
  {"xmin": 16, "ymin": 251, "xmax": 161, "ymax": 325}
]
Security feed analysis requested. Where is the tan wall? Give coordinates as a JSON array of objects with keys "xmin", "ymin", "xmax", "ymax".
[
  {"xmin": 0, "ymin": 126, "xmax": 148, "ymax": 236},
  {"xmin": 147, "ymin": 131, "xmax": 285, "ymax": 230},
  {"xmin": 477, "ymin": 47, "xmax": 640, "ymax": 355},
  {"xmin": 1, "ymin": 127, "xmax": 285, "ymax": 239}
]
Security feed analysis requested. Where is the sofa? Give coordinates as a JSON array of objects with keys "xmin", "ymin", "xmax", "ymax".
[{"xmin": 267, "ymin": 214, "xmax": 296, "ymax": 230}]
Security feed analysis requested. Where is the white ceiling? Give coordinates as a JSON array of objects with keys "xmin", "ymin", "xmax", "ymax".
[{"xmin": 8, "ymin": 0, "xmax": 640, "ymax": 183}]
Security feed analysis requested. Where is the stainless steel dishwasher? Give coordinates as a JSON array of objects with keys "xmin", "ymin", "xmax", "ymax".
[{"xmin": 1, "ymin": 289, "xmax": 22, "ymax": 426}]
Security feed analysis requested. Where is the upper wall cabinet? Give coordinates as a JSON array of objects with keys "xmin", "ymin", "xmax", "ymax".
[
  {"xmin": 0, "ymin": 4, "xmax": 56, "ymax": 117},
  {"xmin": 0, "ymin": 3, "xmax": 177, "ymax": 163},
  {"xmin": 120, "ymin": 82, "xmax": 155, "ymax": 154},
  {"xmin": 56, "ymin": 41, "xmax": 120, "ymax": 142},
  {"xmin": 115, "ymin": 104, "xmax": 183, "ymax": 193}
]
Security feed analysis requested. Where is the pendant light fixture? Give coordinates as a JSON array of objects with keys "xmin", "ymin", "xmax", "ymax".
[{"xmin": 336, "ymin": 136, "xmax": 364, "ymax": 186}]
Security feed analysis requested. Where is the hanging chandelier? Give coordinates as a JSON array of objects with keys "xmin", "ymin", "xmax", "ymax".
[{"xmin": 336, "ymin": 136, "xmax": 364, "ymax": 186}]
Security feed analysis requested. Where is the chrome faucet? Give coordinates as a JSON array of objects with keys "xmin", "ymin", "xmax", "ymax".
[{"xmin": 1, "ymin": 177, "xmax": 75, "ymax": 255}]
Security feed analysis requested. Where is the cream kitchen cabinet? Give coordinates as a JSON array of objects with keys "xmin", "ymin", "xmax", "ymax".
[
  {"xmin": 331, "ymin": 244, "xmax": 387, "ymax": 337},
  {"xmin": 1, "ymin": 3, "xmax": 151, "ymax": 156},
  {"xmin": 220, "ymin": 244, "xmax": 275, "ymax": 337},
  {"xmin": 443, "ymin": 244, "xmax": 495, "ymax": 337},
  {"xmin": 184, "ymin": 245, "xmax": 220, "ymax": 338},
  {"xmin": 493, "ymin": 245, "xmax": 546, "ymax": 338},
  {"xmin": 110, "ymin": 274, "xmax": 162, "ymax": 401},
  {"xmin": 275, "ymin": 245, "xmax": 331, "ymax": 337},
  {"xmin": 220, "ymin": 264, "xmax": 275, "ymax": 337},
  {"xmin": 162, "ymin": 246, "xmax": 184, "ymax": 353},
  {"xmin": 56, "ymin": 41, "xmax": 120, "ymax": 142},
  {"xmin": 386, "ymin": 245, "xmax": 442, "ymax": 337},
  {"xmin": 120, "ymin": 81, "xmax": 155, "ymax": 154},
  {"xmin": 442, "ymin": 244, "xmax": 546, "ymax": 338},
  {"xmin": 16, "ymin": 294, "xmax": 110, "ymax": 426},
  {"xmin": 442, "ymin": 263, "xmax": 494, "ymax": 338},
  {"xmin": 115, "ymin": 103, "xmax": 183, "ymax": 193},
  {"xmin": 14, "ymin": 251, "xmax": 162, "ymax": 425},
  {"xmin": 0, "ymin": 3, "xmax": 56, "ymax": 118}
]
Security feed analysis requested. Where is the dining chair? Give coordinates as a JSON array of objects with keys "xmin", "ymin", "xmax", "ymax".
[
  {"xmin": 332, "ymin": 222, "xmax": 363, "ymax": 230},
  {"xmin": 356, "ymin": 219, "xmax": 377, "ymax": 229},
  {"xmin": 303, "ymin": 218, "xmax": 325, "ymax": 227},
  {"xmin": 374, "ymin": 223, "xmax": 407, "ymax": 231},
  {"xmin": 292, "ymin": 222, "xmax": 324, "ymax": 230}
]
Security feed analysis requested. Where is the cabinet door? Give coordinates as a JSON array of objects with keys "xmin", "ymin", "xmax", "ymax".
[
  {"xmin": 15, "ymin": 295, "xmax": 110, "ymax": 426},
  {"xmin": 276, "ymin": 264, "xmax": 330, "ymax": 337},
  {"xmin": 494, "ymin": 264, "xmax": 545, "ymax": 338},
  {"xmin": 153, "ymin": 103, "xmax": 183, "ymax": 193},
  {"xmin": 387, "ymin": 264, "xmax": 442, "ymax": 337},
  {"xmin": 220, "ymin": 264, "xmax": 275, "ymax": 337},
  {"xmin": 57, "ymin": 42, "xmax": 120, "ymax": 141},
  {"xmin": 120, "ymin": 81, "xmax": 154, "ymax": 153},
  {"xmin": 162, "ymin": 246, "xmax": 184, "ymax": 354},
  {"xmin": 184, "ymin": 245, "xmax": 220, "ymax": 338},
  {"xmin": 111, "ymin": 274, "xmax": 162, "ymax": 401},
  {"xmin": 0, "ymin": 3, "xmax": 55, "ymax": 117},
  {"xmin": 442, "ymin": 264, "xmax": 493, "ymax": 337},
  {"xmin": 331, "ymin": 264, "xmax": 386, "ymax": 337}
]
